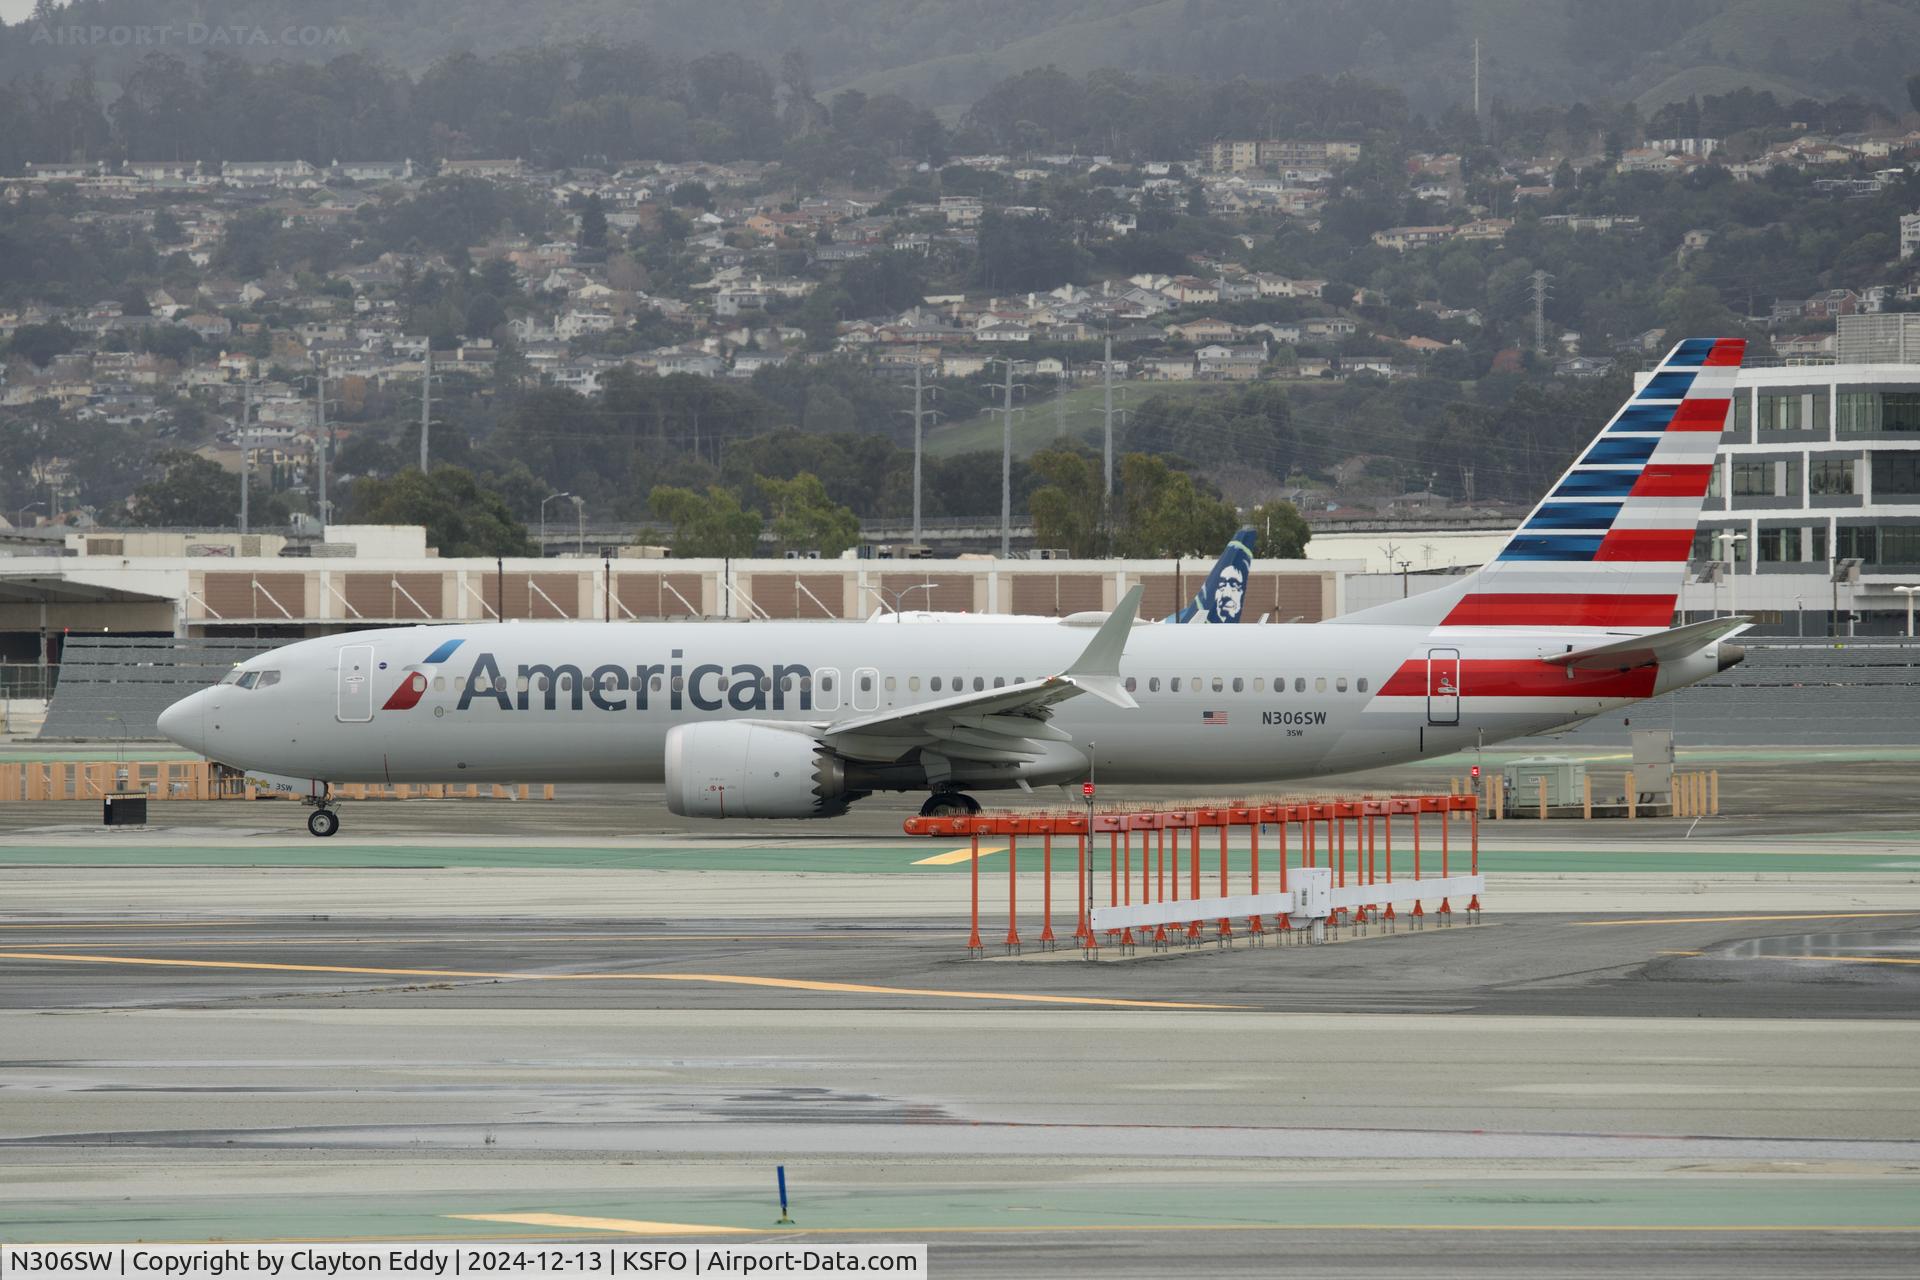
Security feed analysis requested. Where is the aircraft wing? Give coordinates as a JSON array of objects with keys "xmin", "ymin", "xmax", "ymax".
[
  {"xmin": 816, "ymin": 587, "xmax": 1142, "ymax": 765},
  {"xmin": 1543, "ymin": 616, "xmax": 1750, "ymax": 672}
]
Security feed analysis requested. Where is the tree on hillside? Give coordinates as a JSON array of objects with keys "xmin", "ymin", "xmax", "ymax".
[
  {"xmin": 1026, "ymin": 447, "xmax": 1106, "ymax": 558},
  {"xmin": 347, "ymin": 467, "xmax": 532, "ymax": 556},
  {"xmin": 128, "ymin": 450, "xmax": 286, "ymax": 528},
  {"xmin": 1245, "ymin": 499, "xmax": 1311, "ymax": 558},
  {"xmin": 760, "ymin": 471, "xmax": 859, "ymax": 557},
  {"xmin": 650, "ymin": 484, "xmax": 762, "ymax": 557},
  {"xmin": 1114, "ymin": 453, "xmax": 1239, "ymax": 558}
]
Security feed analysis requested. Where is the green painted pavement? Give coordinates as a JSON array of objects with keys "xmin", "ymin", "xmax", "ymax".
[
  {"xmin": 0, "ymin": 842, "xmax": 1915, "ymax": 875},
  {"xmin": 0, "ymin": 1179, "xmax": 1915, "ymax": 1242}
]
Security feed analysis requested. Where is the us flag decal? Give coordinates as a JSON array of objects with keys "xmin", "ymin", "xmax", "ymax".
[{"xmin": 1202, "ymin": 710, "xmax": 1229, "ymax": 726}]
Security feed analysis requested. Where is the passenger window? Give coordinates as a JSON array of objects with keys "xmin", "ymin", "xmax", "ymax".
[
  {"xmin": 671, "ymin": 675, "xmax": 684, "ymax": 692},
  {"xmin": 1253, "ymin": 677, "xmax": 1265, "ymax": 692},
  {"xmin": 884, "ymin": 675, "xmax": 896, "ymax": 692},
  {"xmin": 1336, "ymin": 677, "xmax": 1348, "ymax": 693},
  {"xmin": 821, "ymin": 675, "xmax": 834, "ymax": 692},
  {"xmin": 1232, "ymin": 677, "xmax": 1243, "ymax": 693},
  {"xmin": 1149, "ymin": 677, "xmax": 1161, "ymax": 692},
  {"xmin": 714, "ymin": 674, "xmax": 727, "ymax": 692},
  {"xmin": 1314, "ymin": 677, "xmax": 1327, "ymax": 693},
  {"xmin": 1357, "ymin": 677, "xmax": 1369, "ymax": 693},
  {"xmin": 993, "ymin": 676, "xmax": 1005, "ymax": 689},
  {"xmin": 493, "ymin": 676, "xmax": 507, "ymax": 694},
  {"xmin": 760, "ymin": 675, "xmax": 772, "ymax": 692},
  {"xmin": 973, "ymin": 676, "xmax": 984, "ymax": 691},
  {"xmin": 433, "ymin": 676, "xmax": 446, "ymax": 692},
  {"xmin": 1170, "ymin": 677, "xmax": 1181, "ymax": 692},
  {"xmin": 1211, "ymin": 676, "xmax": 1224, "ymax": 693},
  {"xmin": 653, "ymin": 676, "xmax": 665, "ymax": 693},
  {"xmin": 1124, "ymin": 676, "xmax": 1137, "ymax": 692},
  {"xmin": 1191, "ymin": 676, "xmax": 1201, "ymax": 692},
  {"xmin": 1294, "ymin": 677, "xmax": 1305, "ymax": 693},
  {"xmin": 930, "ymin": 676, "xmax": 942, "ymax": 692},
  {"xmin": 603, "ymin": 673, "xmax": 619, "ymax": 691},
  {"xmin": 800, "ymin": 676, "xmax": 812, "ymax": 692},
  {"xmin": 408, "ymin": 673, "xmax": 425, "ymax": 694},
  {"xmin": 518, "ymin": 676, "xmax": 532, "ymax": 693}
]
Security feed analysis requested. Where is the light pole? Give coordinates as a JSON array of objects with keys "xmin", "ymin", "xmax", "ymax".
[
  {"xmin": 861, "ymin": 581, "xmax": 941, "ymax": 620},
  {"xmin": 14, "ymin": 500, "xmax": 45, "ymax": 528},
  {"xmin": 571, "ymin": 494, "xmax": 585, "ymax": 557},
  {"xmin": 1721, "ymin": 531, "xmax": 1747, "ymax": 618},
  {"xmin": 540, "ymin": 492, "xmax": 572, "ymax": 558},
  {"xmin": 1794, "ymin": 596, "xmax": 1804, "ymax": 638},
  {"xmin": 1896, "ymin": 585, "xmax": 1920, "ymax": 638}
]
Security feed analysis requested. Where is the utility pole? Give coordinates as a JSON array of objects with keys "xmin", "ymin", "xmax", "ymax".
[
  {"xmin": 985, "ymin": 357, "xmax": 1025, "ymax": 558},
  {"xmin": 1529, "ymin": 269, "xmax": 1553, "ymax": 357},
  {"xmin": 418, "ymin": 345, "xmax": 434, "ymax": 472},
  {"xmin": 239, "ymin": 379, "xmax": 252, "ymax": 535},
  {"xmin": 1459, "ymin": 464, "xmax": 1476, "ymax": 505},
  {"xmin": 314, "ymin": 370, "xmax": 332, "ymax": 527},
  {"xmin": 1472, "ymin": 37, "xmax": 1481, "ymax": 119},
  {"xmin": 896, "ymin": 349, "xmax": 939, "ymax": 549},
  {"xmin": 1054, "ymin": 359, "xmax": 1068, "ymax": 438}
]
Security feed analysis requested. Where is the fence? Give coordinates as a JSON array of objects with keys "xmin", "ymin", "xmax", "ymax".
[
  {"xmin": 905, "ymin": 795, "xmax": 1482, "ymax": 957},
  {"xmin": 1445, "ymin": 770, "xmax": 1720, "ymax": 819}
]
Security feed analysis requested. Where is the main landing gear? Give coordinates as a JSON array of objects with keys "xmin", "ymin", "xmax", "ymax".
[
  {"xmin": 919, "ymin": 791, "xmax": 981, "ymax": 818},
  {"xmin": 303, "ymin": 794, "xmax": 340, "ymax": 838}
]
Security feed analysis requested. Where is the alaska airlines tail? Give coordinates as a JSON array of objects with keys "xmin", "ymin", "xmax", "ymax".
[
  {"xmin": 1335, "ymin": 337, "xmax": 1743, "ymax": 632},
  {"xmin": 1169, "ymin": 526, "xmax": 1257, "ymax": 623}
]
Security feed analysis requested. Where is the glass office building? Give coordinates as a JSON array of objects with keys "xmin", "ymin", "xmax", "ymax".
[{"xmin": 1683, "ymin": 317, "xmax": 1920, "ymax": 635}]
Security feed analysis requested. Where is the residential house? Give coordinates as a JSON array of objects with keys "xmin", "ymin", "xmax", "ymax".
[
  {"xmin": 1371, "ymin": 225, "xmax": 1453, "ymax": 252},
  {"xmin": 1166, "ymin": 318, "xmax": 1237, "ymax": 344},
  {"xmin": 1140, "ymin": 355, "xmax": 1196, "ymax": 380}
]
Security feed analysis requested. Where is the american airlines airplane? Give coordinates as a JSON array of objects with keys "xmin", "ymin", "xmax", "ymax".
[{"xmin": 159, "ymin": 339, "xmax": 1749, "ymax": 836}]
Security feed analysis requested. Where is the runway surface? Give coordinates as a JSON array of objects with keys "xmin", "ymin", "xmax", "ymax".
[{"xmin": 3, "ymin": 786, "xmax": 1919, "ymax": 1275}]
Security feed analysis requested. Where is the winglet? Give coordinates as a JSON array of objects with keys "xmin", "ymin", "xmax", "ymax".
[{"xmin": 1060, "ymin": 585, "xmax": 1142, "ymax": 707}]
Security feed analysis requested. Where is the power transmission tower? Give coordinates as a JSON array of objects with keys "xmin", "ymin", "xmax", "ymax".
[
  {"xmin": 984, "ymin": 357, "xmax": 1026, "ymax": 558},
  {"xmin": 1101, "ymin": 333, "xmax": 1119, "ymax": 496},
  {"xmin": 1529, "ymin": 269, "xmax": 1553, "ymax": 356},
  {"xmin": 895, "ymin": 349, "xmax": 940, "ymax": 548}
]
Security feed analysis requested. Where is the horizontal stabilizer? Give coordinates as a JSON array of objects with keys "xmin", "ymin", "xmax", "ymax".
[{"xmin": 1544, "ymin": 616, "xmax": 1749, "ymax": 671}]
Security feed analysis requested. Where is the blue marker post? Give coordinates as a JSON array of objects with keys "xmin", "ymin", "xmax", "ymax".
[{"xmin": 775, "ymin": 1165, "xmax": 794, "ymax": 1225}]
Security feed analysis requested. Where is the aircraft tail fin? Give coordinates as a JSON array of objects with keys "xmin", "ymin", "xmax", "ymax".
[
  {"xmin": 1332, "ymin": 337, "xmax": 1744, "ymax": 631},
  {"xmin": 1168, "ymin": 526, "xmax": 1257, "ymax": 623}
]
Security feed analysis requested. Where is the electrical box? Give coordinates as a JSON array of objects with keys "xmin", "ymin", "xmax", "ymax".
[{"xmin": 1502, "ymin": 756, "xmax": 1587, "ymax": 807}]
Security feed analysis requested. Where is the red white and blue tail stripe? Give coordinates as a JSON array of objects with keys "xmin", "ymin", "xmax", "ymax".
[{"xmin": 1440, "ymin": 337, "xmax": 1742, "ymax": 630}]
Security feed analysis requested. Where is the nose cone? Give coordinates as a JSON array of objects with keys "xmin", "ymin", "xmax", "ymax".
[{"xmin": 157, "ymin": 690, "xmax": 206, "ymax": 754}]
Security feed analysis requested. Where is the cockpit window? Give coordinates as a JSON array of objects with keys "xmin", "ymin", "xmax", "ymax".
[
  {"xmin": 236, "ymin": 671, "xmax": 259, "ymax": 689},
  {"xmin": 219, "ymin": 669, "xmax": 242, "ymax": 685},
  {"xmin": 254, "ymin": 670, "xmax": 281, "ymax": 689},
  {"xmin": 230, "ymin": 669, "xmax": 280, "ymax": 690}
]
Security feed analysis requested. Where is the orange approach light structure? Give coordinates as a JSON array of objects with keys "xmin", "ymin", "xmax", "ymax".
[{"xmin": 905, "ymin": 794, "xmax": 1483, "ymax": 957}]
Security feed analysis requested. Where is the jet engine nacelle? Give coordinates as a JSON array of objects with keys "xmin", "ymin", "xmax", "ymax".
[{"xmin": 663, "ymin": 722, "xmax": 857, "ymax": 818}]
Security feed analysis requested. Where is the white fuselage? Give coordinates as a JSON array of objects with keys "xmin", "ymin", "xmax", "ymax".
[{"xmin": 160, "ymin": 619, "xmax": 1721, "ymax": 790}]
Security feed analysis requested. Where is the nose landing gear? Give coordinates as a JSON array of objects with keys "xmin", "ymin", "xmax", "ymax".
[{"xmin": 303, "ymin": 793, "xmax": 340, "ymax": 838}]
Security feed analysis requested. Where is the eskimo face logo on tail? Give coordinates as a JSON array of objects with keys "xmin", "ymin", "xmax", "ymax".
[
  {"xmin": 1213, "ymin": 563, "xmax": 1246, "ymax": 622},
  {"xmin": 380, "ymin": 637, "xmax": 464, "ymax": 711}
]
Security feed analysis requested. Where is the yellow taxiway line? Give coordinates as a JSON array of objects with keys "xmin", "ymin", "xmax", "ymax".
[
  {"xmin": 913, "ymin": 845, "xmax": 1006, "ymax": 866},
  {"xmin": 0, "ymin": 950, "xmax": 1240, "ymax": 1010}
]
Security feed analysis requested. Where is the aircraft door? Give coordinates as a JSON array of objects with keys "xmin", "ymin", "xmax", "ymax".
[
  {"xmin": 337, "ymin": 644, "xmax": 375, "ymax": 722},
  {"xmin": 815, "ymin": 667, "xmax": 841, "ymax": 712},
  {"xmin": 1426, "ymin": 647, "xmax": 1460, "ymax": 726},
  {"xmin": 852, "ymin": 666, "xmax": 878, "ymax": 712}
]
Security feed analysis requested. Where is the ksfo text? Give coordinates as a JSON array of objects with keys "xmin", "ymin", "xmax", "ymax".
[{"xmin": 0, "ymin": 1245, "xmax": 925, "ymax": 1278}]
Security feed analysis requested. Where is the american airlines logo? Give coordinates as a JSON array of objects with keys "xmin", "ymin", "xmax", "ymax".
[{"xmin": 449, "ymin": 650, "xmax": 818, "ymax": 714}]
